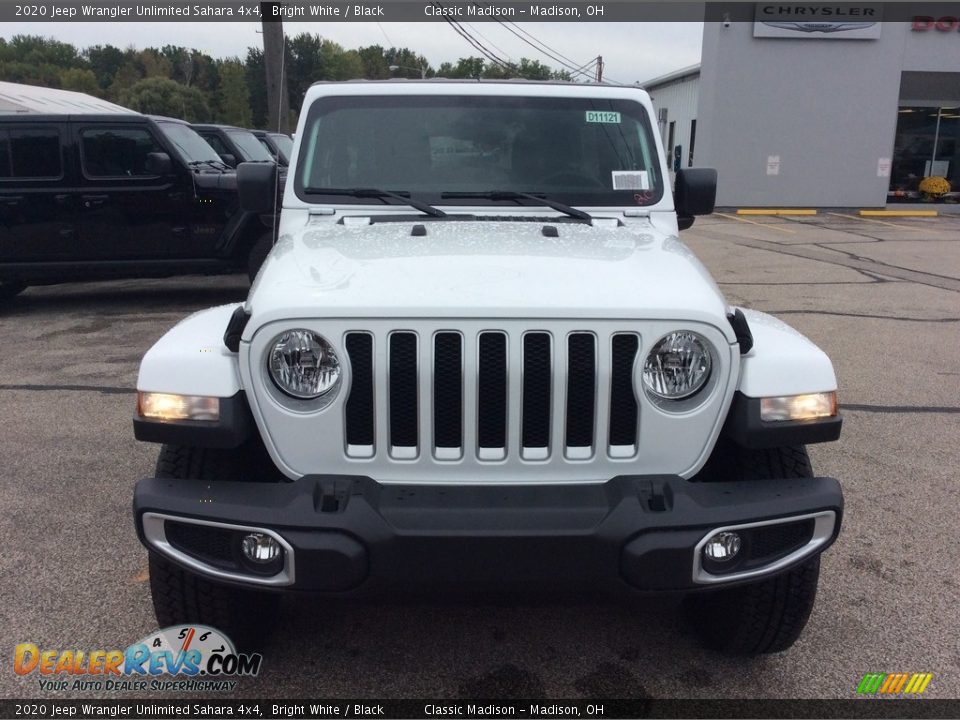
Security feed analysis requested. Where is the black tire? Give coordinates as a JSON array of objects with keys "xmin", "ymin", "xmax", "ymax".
[
  {"xmin": 247, "ymin": 233, "xmax": 273, "ymax": 282},
  {"xmin": 149, "ymin": 554, "xmax": 278, "ymax": 652},
  {"xmin": 694, "ymin": 442, "xmax": 813, "ymax": 483},
  {"xmin": 155, "ymin": 442, "xmax": 285, "ymax": 483},
  {"xmin": 685, "ymin": 557, "xmax": 821, "ymax": 655},
  {"xmin": 148, "ymin": 443, "xmax": 281, "ymax": 650},
  {"xmin": 686, "ymin": 444, "xmax": 821, "ymax": 654},
  {"xmin": 0, "ymin": 281, "xmax": 26, "ymax": 300}
]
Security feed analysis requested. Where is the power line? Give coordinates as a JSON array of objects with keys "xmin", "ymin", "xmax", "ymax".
[
  {"xmin": 463, "ymin": 22, "xmax": 516, "ymax": 64},
  {"xmin": 433, "ymin": 2, "xmax": 516, "ymax": 74},
  {"xmin": 496, "ymin": 19, "xmax": 624, "ymax": 84},
  {"xmin": 494, "ymin": 21, "xmax": 596, "ymax": 81}
]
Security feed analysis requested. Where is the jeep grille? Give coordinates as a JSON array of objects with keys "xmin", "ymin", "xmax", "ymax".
[{"xmin": 342, "ymin": 327, "xmax": 641, "ymax": 462}]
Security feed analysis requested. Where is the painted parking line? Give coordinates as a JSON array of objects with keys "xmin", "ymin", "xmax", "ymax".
[
  {"xmin": 827, "ymin": 212, "xmax": 947, "ymax": 233},
  {"xmin": 715, "ymin": 212, "xmax": 797, "ymax": 234}
]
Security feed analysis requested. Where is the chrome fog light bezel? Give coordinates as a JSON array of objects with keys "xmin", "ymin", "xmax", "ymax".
[{"xmin": 692, "ymin": 511, "xmax": 837, "ymax": 585}]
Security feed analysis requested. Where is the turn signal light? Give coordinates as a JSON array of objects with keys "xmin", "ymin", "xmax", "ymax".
[
  {"xmin": 137, "ymin": 392, "xmax": 220, "ymax": 422},
  {"xmin": 760, "ymin": 392, "xmax": 837, "ymax": 422}
]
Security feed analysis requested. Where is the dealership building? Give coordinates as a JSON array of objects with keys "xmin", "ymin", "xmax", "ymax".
[{"xmin": 643, "ymin": 14, "xmax": 960, "ymax": 208}]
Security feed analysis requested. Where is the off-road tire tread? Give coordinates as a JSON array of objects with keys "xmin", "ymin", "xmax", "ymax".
[
  {"xmin": 687, "ymin": 557, "xmax": 820, "ymax": 655},
  {"xmin": 149, "ymin": 554, "xmax": 276, "ymax": 650},
  {"xmin": 737, "ymin": 444, "xmax": 812, "ymax": 480},
  {"xmin": 685, "ymin": 444, "xmax": 822, "ymax": 654},
  {"xmin": 149, "ymin": 444, "xmax": 279, "ymax": 649}
]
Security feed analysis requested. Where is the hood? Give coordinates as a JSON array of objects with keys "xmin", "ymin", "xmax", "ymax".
[{"xmin": 246, "ymin": 219, "xmax": 732, "ymax": 334}]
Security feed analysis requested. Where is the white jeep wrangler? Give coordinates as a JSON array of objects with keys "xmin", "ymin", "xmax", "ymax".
[{"xmin": 133, "ymin": 81, "xmax": 843, "ymax": 655}]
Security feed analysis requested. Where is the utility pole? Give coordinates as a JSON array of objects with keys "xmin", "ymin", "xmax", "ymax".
[
  {"xmin": 595, "ymin": 56, "xmax": 604, "ymax": 83},
  {"xmin": 262, "ymin": 18, "xmax": 290, "ymax": 133}
]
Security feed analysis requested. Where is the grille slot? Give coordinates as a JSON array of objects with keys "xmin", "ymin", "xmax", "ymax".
[
  {"xmin": 521, "ymin": 332, "xmax": 552, "ymax": 459},
  {"xmin": 609, "ymin": 333, "xmax": 639, "ymax": 456},
  {"xmin": 477, "ymin": 332, "xmax": 507, "ymax": 459},
  {"xmin": 344, "ymin": 333, "xmax": 374, "ymax": 456},
  {"xmin": 389, "ymin": 332, "xmax": 418, "ymax": 457},
  {"xmin": 433, "ymin": 332, "xmax": 463, "ymax": 457},
  {"xmin": 565, "ymin": 333, "xmax": 596, "ymax": 457}
]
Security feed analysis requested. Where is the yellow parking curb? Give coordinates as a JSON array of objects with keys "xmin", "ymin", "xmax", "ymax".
[
  {"xmin": 859, "ymin": 210, "xmax": 939, "ymax": 217},
  {"xmin": 736, "ymin": 209, "xmax": 817, "ymax": 216}
]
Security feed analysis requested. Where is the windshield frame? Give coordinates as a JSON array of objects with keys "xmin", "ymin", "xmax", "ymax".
[
  {"xmin": 155, "ymin": 121, "xmax": 223, "ymax": 165},
  {"xmin": 270, "ymin": 133, "xmax": 293, "ymax": 164},
  {"xmin": 294, "ymin": 94, "xmax": 664, "ymax": 209},
  {"xmin": 227, "ymin": 129, "xmax": 275, "ymax": 162}
]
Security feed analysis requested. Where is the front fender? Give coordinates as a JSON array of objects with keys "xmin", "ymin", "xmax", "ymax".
[
  {"xmin": 736, "ymin": 308, "xmax": 837, "ymax": 397},
  {"xmin": 137, "ymin": 304, "xmax": 243, "ymax": 397}
]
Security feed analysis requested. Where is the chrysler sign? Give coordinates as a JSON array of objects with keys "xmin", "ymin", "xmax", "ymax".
[{"xmin": 754, "ymin": 4, "xmax": 884, "ymax": 39}]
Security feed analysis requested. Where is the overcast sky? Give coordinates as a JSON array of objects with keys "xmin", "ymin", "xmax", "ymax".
[{"xmin": 2, "ymin": 21, "xmax": 702, "ymax": 85}]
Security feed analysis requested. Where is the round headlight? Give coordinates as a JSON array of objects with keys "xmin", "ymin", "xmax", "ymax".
[
  {"xmin": 268, "ymin": 330, "xmax": 341, "ymax": 400},
  {"xmin": 642, "ymin": 331, "xmax": 712, "ymax": 401}
]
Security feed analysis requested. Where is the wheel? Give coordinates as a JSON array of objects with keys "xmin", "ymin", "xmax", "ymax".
[
  {"xmin": 685, "ymin": 444, "xmax": 821, "ymax": 654},
  {"xmin": 147, "ymin": 443, "xmax": 282, "ymax": 650},
  {"xmin": 0, "ymin": 281, "xmax": 26, "ymax": 300},
  {"xmin": 149, "ymin": 554, "xmax": 278, "ymax": 652},
  {"xmin": 684, "ymin": 557, "xmax": 821, "ymax": 655},
  {"xmin": 247, "ymin": 233, "xmax": 274, "ymax": 282},
  {"xmin": 694, "ymin": 442, "xmax": 813, "ymax": 483}
]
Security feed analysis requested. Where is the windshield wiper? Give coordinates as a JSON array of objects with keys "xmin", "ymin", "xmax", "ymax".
[
  {"xmin": 303, "ymin": 187, "xmax": 447, "ymax": 218},
  {"xmin": 441, "ymin": 191, "xmax": 592, "ymax": 222}
]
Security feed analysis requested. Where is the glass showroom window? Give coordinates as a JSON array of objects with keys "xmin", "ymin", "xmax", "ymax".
[{"xmin": 890, "ymin": 106, "xmax": 959, "ymax": 203}]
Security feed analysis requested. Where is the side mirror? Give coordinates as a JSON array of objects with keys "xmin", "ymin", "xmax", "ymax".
[
  {"xmin": 674, "ymin": 168, "xmax": 717, "ymax": 230},
  {"xmin": 237, "ymin": 161, "xmax": 278, "ymax": 215},
  {"xmin": 144, "ymin": 152, "xmax": 172, "ymax": 176},
  {"xmin": 220, "ymin": 153, "xmax": 238, "ymax": 168}
]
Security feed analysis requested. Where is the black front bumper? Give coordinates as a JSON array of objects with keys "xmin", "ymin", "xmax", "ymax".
[{"xmin": 133, "ymin": 474, "xmax": 842, "ymax": 595}]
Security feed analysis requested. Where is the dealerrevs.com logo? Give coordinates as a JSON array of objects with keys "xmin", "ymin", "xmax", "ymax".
[{"xmin": 14, "ymin": 625, "xmax": 262, "ymax": 692}]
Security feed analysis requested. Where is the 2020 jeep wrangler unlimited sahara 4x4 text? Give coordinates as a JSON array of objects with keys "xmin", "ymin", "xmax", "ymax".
[{"xmin": 132, "ymin": 81, "xmax": 843, "ymax": 655}]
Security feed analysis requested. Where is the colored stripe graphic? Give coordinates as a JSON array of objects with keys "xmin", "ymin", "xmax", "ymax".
[
  {"xmin": 858, "ymin": 673, "xmax": 932, "ymax": 695},
  {"xmin": 857, "ymin": 673, "xmax": 885, "ymax": 694}
]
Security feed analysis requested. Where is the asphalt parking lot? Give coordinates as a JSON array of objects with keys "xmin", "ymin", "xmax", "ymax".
[{"xmin": 2, "ymin": 212, "xmax": 959, "ymax": 700}]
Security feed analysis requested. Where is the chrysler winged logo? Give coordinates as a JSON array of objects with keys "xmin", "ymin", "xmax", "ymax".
[{"xmin": 762, "ymin": 21, "xmax": 877, "ymax": 32}]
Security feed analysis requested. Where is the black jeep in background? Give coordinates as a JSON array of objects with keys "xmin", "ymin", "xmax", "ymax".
[
  {"xmin": 251, "ymin": 129, "xmax": 293, "ymax": 166},
  {"xmin": 191, "ymin": 123, "xmax": 277, "ymax": 169},
  {"xmin": 0, "ymin": 106, "xmax": 274, "ymax": 300}
]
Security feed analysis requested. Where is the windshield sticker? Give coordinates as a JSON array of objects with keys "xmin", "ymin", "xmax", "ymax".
[
  {"xmin": 585, "ymin": 110, "xmax": 621, "ymax": 124},
  {"xmin": 612, "ymin": 170, "xmax": 649, "ymax": 190}
]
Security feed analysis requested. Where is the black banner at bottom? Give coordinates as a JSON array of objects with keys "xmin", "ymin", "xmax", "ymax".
[{"xmin": 3, "ymin": 699, "xmax": 960, "ymax": 720}]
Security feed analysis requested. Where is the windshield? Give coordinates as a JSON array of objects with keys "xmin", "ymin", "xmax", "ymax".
[
  {"xmin": 296, "ymin": 94, "xmax": 663, "ymax": 207},
  {"xmin": 227, "ymin": 129, "xmax": 274, "ymax": 162},
  {"xmin": 271, "ymin": 133, "xmax": 293, "ymax": 163},
  {"xmin": 157, "ymin": 122, "xmax": 222, "ymax": 164}
]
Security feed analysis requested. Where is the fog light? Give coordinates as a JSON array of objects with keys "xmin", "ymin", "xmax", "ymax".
[
  {"xmin": 241, "ymin": 533, "xmax": 282, "ymax": 564},
  {"xmin": 704, "ymin": 531, "xmax": 741, "ymax": 562}
]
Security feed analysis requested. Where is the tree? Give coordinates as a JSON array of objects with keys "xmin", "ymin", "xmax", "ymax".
[
  {"xmin": 84, "ymin": 44, "xmax": 125, "ymax": 90},
  {"xmin": 59, "ymin": 68, "xmax": 101, "ymax": 96},
  {"xmin": 107, "ymin": 61, "xmax": 142, "ymax": 100},
  {"xmin": 216, "ymin": 59, "xmax": 251, "ymax": 127},
  {"xmin": 6, "ymin": 35, "xmax": 82, "ymax": 68},
  {"xmin": 357, "ymin": 45, "xmax": 390, "ymax": 79},
  {"xmin": 436, "ymin": 57, "xmax": 486, "ymax": 79},
  {"xmin": 119, "ymin": 77, "xmax": 210, "ymax": 121},
  {"xmin": 384, "ymin": 47, "xmax": 432, "ymax": 78}
]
